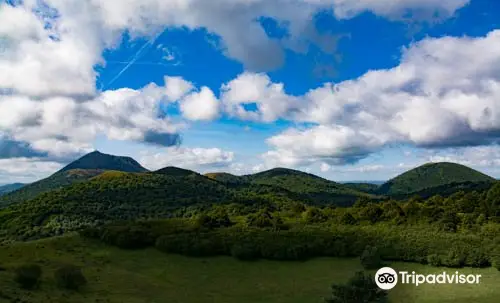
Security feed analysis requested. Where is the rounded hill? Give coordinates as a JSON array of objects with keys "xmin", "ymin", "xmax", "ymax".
[{"xmin": 378, "ymin": 162, "xmax": 495, "ymax": 196}]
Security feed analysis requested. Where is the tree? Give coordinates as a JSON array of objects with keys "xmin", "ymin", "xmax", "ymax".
[
  {"xmin": 14, "ymin": 264, "xmax": 42, "ymax": 289},
  {"xmin": 340, "ymin": 213, "xmax": 357, "ymax": 225},
  {"xmin": 359, "ymin": 204, "xmax": 383, "ymax": 224},
  {"xmin": 360, "ymin": 246, "xmax": 382, "ymax": 270},
  {"xmin": 325, "ymin": 271, "xmax": 388, "ymax": 303},
  {"xmin": 303, "ymin": 207, "xmax": 327, "ymax": 224},
  {"xmin": 54, "ymin": 264, "xmax": 87, "ymax": 290}
]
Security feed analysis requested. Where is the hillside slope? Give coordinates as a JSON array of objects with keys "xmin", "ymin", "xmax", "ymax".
[
  {"xmin": 244, "ymin": 168, "xmax": 375, "ymax": 205},
  {"xmin": 0, "ymin": 169, "xmax": 105, "ymax": 207},
  {"xmin": 0, "ymin": 151, "xmax": 149, "ymax": 207},
  {"xmin": 0, "ymin": 171, "xmax": 236, "ymax": 240},
  {"xmin": 0, "ymin": 183, "xmax": 25, "ymax": 196},
  {"xmin": 378, "ymin": 162, "xmax": 495, "ymax": 196}
]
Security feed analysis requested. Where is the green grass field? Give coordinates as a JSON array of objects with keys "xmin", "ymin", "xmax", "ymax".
[{"xmin": 0, "ymin": 235, "xmax": 498, "ymax": 303}]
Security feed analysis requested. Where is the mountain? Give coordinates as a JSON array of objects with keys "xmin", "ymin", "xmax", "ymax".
[
  {"xmin": 154, "ymin": 166, "xmax": 198, "ymax": 177},
  {"xmin": 0, "ymin": 151, "xmax": 148, "ymax": 207},
  {"xmin": 244, "ymin": 168, "xmax": 376, "ymax": 206},
  {"xmin": 378, "ymin": 162, "xmax": 495, "ymax": 197},
  {"xmin": 0, "ymin": 183, "xmax": 25, "ymax": 195},
  {"xmin": 60, "ymin": 150, "xmax": 148, "ymax": 173}
]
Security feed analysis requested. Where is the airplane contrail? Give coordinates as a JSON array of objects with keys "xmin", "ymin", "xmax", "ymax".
[{"xmin": 102, "ymin": 28, "xmax": 166, "ymax": 90}]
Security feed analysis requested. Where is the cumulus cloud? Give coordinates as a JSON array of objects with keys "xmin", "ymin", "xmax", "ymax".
[
  {"xmin": 0, "ymin": 157, "xmax": 63, "ymax": 184},
  {"xmin": 247, "ymin": 30, "xmax": 500, "ymax": 167},
  {"xmin": 0, "ymin": 139, "xmax": 48, "ymax": 159},
  {"xmin": 180, "ymin": 87, "xmax": 220, "ymax": 121},
  {"xmin": 427, "ymin": 145, "xmax": 500, "ymax": 168},
  {"xmin": 221, "ymin": 72, "xmax": 301, "ymax": 122},
  {"xmin": 0, "ymin": 0, "xmax": 467, "ymax": 98},
  {"xmin": 0, "ymin": 81, "xmax": 184, "ymax": 158},
  {"xmin": 0, "ymin": 0, "xmax": 475, "ymax": 169},
  {"xmin": 140, "ymin": 147, "xmax": 234, "ymax": 171},
  {"xmin": 330, "ymin": 0, "xmax": 470, "ymax": 20}
]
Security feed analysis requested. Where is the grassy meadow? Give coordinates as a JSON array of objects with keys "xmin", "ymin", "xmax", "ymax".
[{"xmin": 0, "ymin": 235, "xmax": 498, "ymax": 303}]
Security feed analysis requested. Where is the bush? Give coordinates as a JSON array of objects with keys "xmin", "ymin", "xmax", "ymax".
[
  {"xmin": 54, "ymin": 264, "xmax": 87, "ymax": 290},
  {"xmin": 441, "ymin": 249, "xmax": 465, "ymax": 268},
  {"xmin": 466, "ymin": 250, "xmax": 491, "ymax": 268},
  {"xmin": 14, "ymin": 264, "xmax": 42, "ymax": 289},
  {"xmin": 492, "ymin": 255, "xmax": 500, "ymax": 271},
  {"xmin": 230, "ymin": 243, "xmax": 260, "ymax": 261},
  {"xmin": 340, "ymin": 213, "xmax": 357, "ymax": 225},
  {"xmin": 427, "ymin": 254, "xmax": 442, "ymax": 267},
  {"xmin": 325, "ymin": 271, "xmax": 388, "ymax": 303},
  {"xmin": 360, "ymin": 246, "xmax": 382, "ymax": 270}
]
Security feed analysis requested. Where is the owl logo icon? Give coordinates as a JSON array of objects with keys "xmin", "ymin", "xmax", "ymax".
[{"xmin": 375, "ymin": 267, "xmax": 398, "ymax": 290}]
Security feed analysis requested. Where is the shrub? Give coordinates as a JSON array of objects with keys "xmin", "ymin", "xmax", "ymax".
[
  {"xmin": 230, "ymin": 243, "xmax": 260, "ymax": 261},
  {"xmin": 54, "ymin": 264, "xmax": 87, "ymax": 290},
  {"xmin": 340, "ymin": 213, "xmax": 357, "ymax": 225},
  {"xmin": 325, "ymin": 271, "xmax": 388, "ymax": 303},
  {"xmin": 360, "ymin": 246, "xmax": 382, "ymax": 270},
  {"xmin": 427, "ymin": 254, "xmax": 442, "ymax": 267},
  {"xmin": 14, "ymin": 264, "xmax": 42, "ymax": 289},
  {"xmin": 303, "ymin": 207, "xmax": 327, "ymax": 224},
  {"xmin": 492, "ymin": 255, "xmax": 500, "ymax": 271},
  {"xmin": 466, "ymin": 250, "xmax": 491, "ymax": 268},
  {"xmin": 441, "ymin": 249, "xmax": 465, "ymax": 268}
]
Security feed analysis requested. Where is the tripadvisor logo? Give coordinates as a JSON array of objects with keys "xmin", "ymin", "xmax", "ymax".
[{"xmin": 375, "ymin": 267, "xmax": 482, "ymax": 290}]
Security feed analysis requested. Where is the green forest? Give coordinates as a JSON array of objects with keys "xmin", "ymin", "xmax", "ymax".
[{"xmin": 0, "ymin": 151, "xmax": 499, "ymax": 303}]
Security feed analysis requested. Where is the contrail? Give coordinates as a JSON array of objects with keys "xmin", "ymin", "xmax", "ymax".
[{"xmin": 102, "ymin": 28, "xmax": 166, "ymax": 90}]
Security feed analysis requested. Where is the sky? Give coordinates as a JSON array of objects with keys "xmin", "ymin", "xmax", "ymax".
[{"xmin": 1, "ymin": 0, "xmax": 500, "ymax": 184}]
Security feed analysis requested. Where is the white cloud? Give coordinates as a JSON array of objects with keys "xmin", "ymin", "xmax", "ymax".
[
  {"xmin": 427, "ymin": 145, "xmax": 500, "ymax": 168},
  {"xmin": 0, "ymin": 82, "xmax": 185, "ymax": 158},
  {"xmin": 0, "ymin": 0, "xmax": 478, "ymax": 175},
  {"xmin": 140, "ymin": 147, "xmax": 234, "ymax": 171},
  {"xmin": 164, "ymin": 76, "xmax": 194, "ymax": 101},
  {"xmin": 0, "ymin": 157, "xmax": 63, "ymax": 184},
  {"xmin": 264, "ymin": 125, "xmax": 392, "ymax": 167},
  {"xmin": 330, "ymin": 0, "xmax": 469, "ymax": 20},
  {"xmin": 0, "ymin": 0, "xmax": 467, "ymax": 98},
  {"xmin": 221, "ymin": 72, "xmax": 300, "ymax": 122},
  {"xmin": 257, "ymin": 29, "xmax": 500, "ymax": 167},
  {"xmin": 180, "ymin": 87, "xmax": 220, "ymax": 121}
]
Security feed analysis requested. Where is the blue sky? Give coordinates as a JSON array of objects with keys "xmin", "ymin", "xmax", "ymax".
[{"xmin": 1, "ymin": 0, "xmax": 500, "ymax": 183}]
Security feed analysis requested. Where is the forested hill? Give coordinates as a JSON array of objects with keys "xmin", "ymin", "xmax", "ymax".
[
  {"xmin": 59, "ymin": 150, "xmax": 148, "ymax": 173},
  {"xmin": 0, "ymin": 151, "xmax": 148, "ymax": 207},
  {"xmin": 0, "ymin": 169, "xmax": 106, "ymax": 207},
  {"xmin": 378, "ymin": 162, "xmax": 495, "ymax": 196}
]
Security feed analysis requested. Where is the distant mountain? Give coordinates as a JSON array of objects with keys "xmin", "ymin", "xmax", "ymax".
[
  {"xmin": 0, "ymin": 183, "xmax": 25, "ymax": 195},
  {"xmin": 59, "ymin": 150, "xmax": 148, "ymax": 173},
  {"xmin": 243, "ymin": 168, "xmax": 376, "ymax": 206},
  {"xmin": 0, "ymin": 151, "xmax": 148, "ymax": 207},
  {"xmin": 378, "ymin": 162, "xmax": 495, "ymax": 197},
  {"xmin": 342, "ymin": 183, "xmax": 380, "ymax": 194}
]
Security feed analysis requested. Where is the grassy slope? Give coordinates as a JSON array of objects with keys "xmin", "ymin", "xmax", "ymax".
[
  {"xmin": 379, "ymin": 162, "xmax": 495, "ymax": 196},
  {"xmin": 0, "ymin": 169, "xmax": 105, "ymax": 208},
  {"xmin": 0, "ymin": 235, "xmax": 498, "ymax": 303}
]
